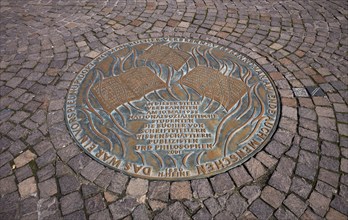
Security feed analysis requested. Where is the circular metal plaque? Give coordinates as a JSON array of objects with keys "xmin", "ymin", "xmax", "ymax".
[{"xmin": 65, "ymin": 38, "xmax": 280, "ymax": 180}]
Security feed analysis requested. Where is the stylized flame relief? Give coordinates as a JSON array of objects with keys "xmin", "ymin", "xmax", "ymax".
[{"xmin": 65, "ymin": 38, "xmax": 280, "ymax": 180}]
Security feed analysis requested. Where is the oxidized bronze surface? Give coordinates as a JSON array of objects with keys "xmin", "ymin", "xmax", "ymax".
[{"xmin": 65, "ymin": 38, "xmax": 280, "ymax": 180}]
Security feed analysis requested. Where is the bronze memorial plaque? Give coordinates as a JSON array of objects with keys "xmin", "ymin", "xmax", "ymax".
[{"xmin": 65, "ymin": 38, "xmax": 280, "ymax": 180}]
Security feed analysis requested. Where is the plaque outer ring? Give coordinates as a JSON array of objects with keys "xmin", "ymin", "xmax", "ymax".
[{"xmin": 64, "ymin": 37, "xmax": 281, "ymax": 181}]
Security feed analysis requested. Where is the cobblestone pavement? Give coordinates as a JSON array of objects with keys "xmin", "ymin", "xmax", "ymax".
[{"xmin": 1, "ymin": 0, "xmax": 347, "ymax": 219}]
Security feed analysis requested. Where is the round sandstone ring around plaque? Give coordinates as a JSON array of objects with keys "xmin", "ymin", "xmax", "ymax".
[{"xmin": 65, "ymin": 38, "xmax": 281, "ymax": 180}]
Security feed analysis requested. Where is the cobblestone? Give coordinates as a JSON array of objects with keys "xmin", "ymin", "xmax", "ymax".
[
  {"xmin": 149, "ymin": 200, "xmax": 167, "ymax": 212},
  {"xmin": 126, "ymin": 178, "xmax": 148, "ymax": 198},
  {"xmin": 15, "ymin": 164, "xmax": 32, "ymax": 182},
  {"xmin": 192, "ymin": 207, "xmax": 211, "ymax": 220},
  {"xmin": 170, "ymin": 181, "xmax": 192, "ymax": 201},
  {"xmin": 0, "ymin": 163, "xmax": 12, "ymax": 179},
  {"xmin": 228, "ymin": 166, "xmax": 253, "ymax": 187},
  {"xmin": 18, "ymin": 177, "xmax": 37, "ymax": 199},
  {"xmin": 20, "ymin": 197, "xmax": 38, "ymax": 218},
  {"xmin": 269, "ymin": 171, "xmax": 291, "ymax": 193},
  {"xmin": 84, "ymin": 194, "xmax": 106, "ymax": 215},
  {"xmin": 89, "ymin": 209, "xmax": 111, "ymax": 220},
  {"xmin": 59, "ymin": 175, "xmax": 80, "ymax": 195},
  {"xmin": 326, "ymin": 208, "xmax": 348, "ymax": 220},
  {"xmin": 37, "ymin": 164, "xmax": 55, "ymax": 182},
  {"xmin": 309, "ymin": 191, "xmax": 331, "ymax": 217},
  {"xmin": 330, "ymin": 196, "xmax": 348, "ymax": 216},
  {"xmin": 265, "ymin": 140, "xmax": 288, "ymax": 158},
  {"xmin": 274, "ymin": 207, "xmax": 297, "ymax": 220},
  {"xmin": 316, "ymin": 181, "xmax": 336, "ymax": 198},
  {"xmin": 132, "ymin": 204, "xmax": 150, "ymax": 220},
  {"xmin": 296, "ymin": 163, "xmax": 317, "ymax": 181},
  {"xmin": 109, "ymin": 197, "xmax": 139, "ymax": 220},
  {"xmin": 249, "ymin": 199, "xmax": 274, "ymax": 220},
  {"xmin": 38, "ymin": 178, "xmax": 57, "ymax": 198},
  {"xmin": 240, "ymin": 185, "xmax": 261, "ymax": 204},
  {"xmin": 225, "ymin": 194, "xmax": 248, "ymax": 218},
  {"xmin": 0, "ymin": 175, "xmax": 17, "ymax": 196},
  {"xmin": 14, "ymin": 150, "xmax": 36, "ymax": 168},
  {"xmin": 245, "ymin": 158, "xmax": 267, "ymax": 180},
  {"xmin": 283, "ymin": 193, "xmax": 307, "ymax": 217},
  {"xmin": 319, "ymin": 169, "xmax": 340, "ymax": 187},
  {"xmin": 80, "ymin": 161, "xmax": 105, "ymax": 182},
  {"xmin": 210, "ymin": 173, "xmax": 235, "ymax": 195},
  {"xmin": 0, "ymin": 0, "xmax": 347, "ymax": 218},
  {"xmin": 60, "ymin": 191, "xmax": 84, "ymax": 216},
  {"xmin": 276, "ymin": 157, "xmax": 296, "ymax": 176},
  {"xmin": 108, "ymin": 172, "xmax": 128, "ymax": 195},
  {"xmin": 191, "ymin": 179, "xmax": 213, "ymax": 199},
  {"xmin": 94, "ymin": 169, "xmax": 114, "ymax": 189},
  {"xmin": 147, "ymin": 181, "xmax": 169, "ymax": 201},
  {"xmin": 82, "ymin": 184, "xmax": 100, "ymax": 198},
  {"xmin": 261, "ymin": 186, "xmax": 285, "ymax": 209},
  {"xmin": 63, "ymin": 210, "xmax": 86, "ymax": 220}
]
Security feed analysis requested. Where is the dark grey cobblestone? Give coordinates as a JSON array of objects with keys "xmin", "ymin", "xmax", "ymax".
[
  {"xmin": 261, "ymin": 186, "xmax": 285, "ymax": 209},
  {"xmin": 82, "ymin": 184, "xmax": 100, "ymax": 198},
  {"xmin": 274, "ymin": 207, "xmax": 297, "ymax": 220},
  {"xmin": 283, "ymin": 193, "xmax": 307, "ymax": 217},
  {"xmin": 0, "ymin": 0, "xmax": 347, "ymax": 219},
  {"xmin": 109, "ymin": 196, "xmax": 138, "ymax": 220},
  {"xmin": 210, "ymin": 173, "xmax": 235, "ymax": 195},
  {"xmin": 148, "ymin": 181, "xmax": 170, "ymax": 202},
  {"xmin": 89, "ymin": 209, "xmax": 111, "ymax": 220},
  {"xmin": 191, "ymin": 179, "xmax": 214, "ymax": 199},
  {"xmin": 60, "ymin": 191, "xmax": 84, "ymax": 215},
  {"xmin": 226, "ymin": 194, "xmax": 248, "ymax": 218},
  {"xmin": 192, "ymin": 207, "xmax": 211, "ymax": 220},
  {"xmin": 84, "ymin": 193, "xmax": 106, "ymax": 215},
  {"xmin": 240, "ymin": 185, "xmax": 261, "ymax": 204},
  {"xmin": 249, "ymin": 199, "xmax": 274, "ymax": 220},
  {"xmin": 59, "ymin": 175, "xmax": 80, "ymax": 195}
]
